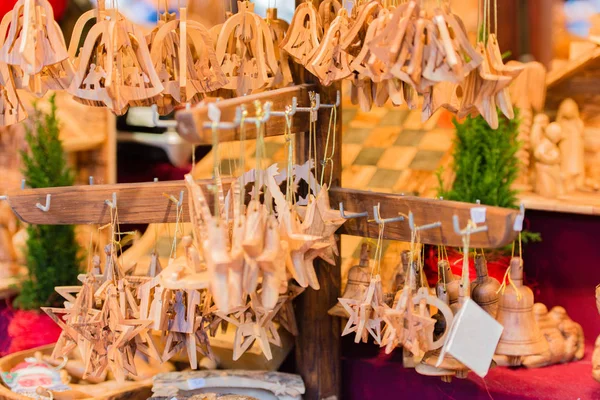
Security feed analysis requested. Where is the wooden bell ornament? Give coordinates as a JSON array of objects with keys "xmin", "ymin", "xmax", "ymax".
[
  {"xmin": 149, "ymin": 7, "xmax": 228, "ymax": 115},
  {"xmin": 470, "ymin": 253, "xmax": 501, "ymax": 318},
  {"xmin": 215, "ymin": 1, "xmax": 279, "ymax": 96},
  {"xmin": 436, "ymin": 259, "xmax": 460, "ymax": 314},
  {"xmin": 280, "ymin": 0, "xmax": 323, "ymax": 66},
  {"xmin": 0, "ymin": 0, "xmax": 69, "ymax": 75},
  {"xmin": 328, "ymin": 243, "xmax": 371, "ymax": 318},
  {"xmin": 494, "ymin": 257, "xmax": 549, "ymax": 359},
  {"xmin": 0, "ymin": 64, "xmax": 27, "ymax": 127},
  {"xmin": 68, "ymin": 1, "xmax": 164, "ymax": 115},
  {"xmin": 0, "ymin": 0, "xmax": 74, "ymax": 97},
  {"xmin": 266, "ymin": 8, "xmax": 294, "ymax": 89}
]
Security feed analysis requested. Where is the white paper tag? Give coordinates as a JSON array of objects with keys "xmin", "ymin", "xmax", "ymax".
[
  {"xmin": 187, "ymin": 377, "xmax": 206, "ymax": 389},
  {"xmin": 513, "ymin": 213, "xmax": 524, "ymax": 232},
  {"xmin": 438, "ymin": 299, "xmax": 503, "ymax": 378},
  {"xmin": 470, "ymin": 207, "xmax": 487, "ymax": 224},
  {"xmin": 208, "ymin": 103, "xmax": 221, "ymax": 123}
]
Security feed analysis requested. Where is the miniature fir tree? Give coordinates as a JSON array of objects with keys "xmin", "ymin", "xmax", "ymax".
[
  {"xmin": 14, "ymin": 94, "xmax": 82, "ymax": 310},
  {"xmin": 437, "ymin": 109, "xmax": 520, "ymax": 209}
]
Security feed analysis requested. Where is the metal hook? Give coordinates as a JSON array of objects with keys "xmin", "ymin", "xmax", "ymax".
[
  {"xmin": 36, "ymin": 194, "xmax": 51, "ymax": 212},
  {"xmin": 151, "ymin": 104, "xmax": 177, "ymax": 128},
  {"xmin": 513, "ymin": 203, "xmax": 525, "ymax": 232},
  {"xmin": 105, "ymin": 192, "xmax": 117, "ymax": 209},
  {"xmin": 89, "ymin": 176, "xmax": 94, "ymax": 185},
  {"xmin": 296, "ymin": 93, "xmax": 321, "ymax": 113},
  {"xmin": 319, "ymin": 90, "xmax": 341, "ymax": 109},
  {"xmin": 373, "ymin": 203, "xmax": 405, "ymax": 224},
  {"xmin": 167, "ymin": 190, "xmax": 185, "ymax": 207},
  {"xmin": 452, "ymin": 215, "xmax": 488, "ymax": 235},
  {"xmin": 408, "ymin": 211, "xmax": 442, "ymax": 232},
  {"xmin": 339, "ymin": 202, "xmax": 368, "ymax": 219},
  {"xmin": 244, "ymin": 101, "xmax": 272, "ymax": 124},
  {"xmin": 270, "ymin": 97, "xmax": 298, "ymax": 117},
  {"xmin": 21, "ymin": 179, "xmax": 26, "ymax": 190}
]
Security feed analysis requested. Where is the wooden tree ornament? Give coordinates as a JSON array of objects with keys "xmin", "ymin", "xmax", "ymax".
[
  {"xmin": 68, "ymin": 1, "xmax": 164, "ymax": 115},
  {"xmin": 149, "ymin": 7, "xmax": 228, "ymax": 115},
  {"xmin": 215, "ymin": 1, "xmax": 279, "ymax": 96}
]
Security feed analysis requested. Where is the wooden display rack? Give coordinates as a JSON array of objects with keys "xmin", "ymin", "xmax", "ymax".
[{"xmin": 1, "ymin": 81, "xmax": 521, "ymax": 400}]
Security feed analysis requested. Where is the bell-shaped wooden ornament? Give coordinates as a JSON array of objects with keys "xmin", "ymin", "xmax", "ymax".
[
  {"xmin": 214, "ymin": 1, "xmax": 278, "ymax": 96},
  {"xmin": 280, "ymin": 0, "xmax": 323, "ymax": 66},
  {"xmin": 68, "ymin": 3, "xmax": 163, "ymax": 115},
  {"xmin": 436, "ymin": 259, "xmax": 460, "ymax": 314},
  {"xmin": 0, "ymin": 64, "xmax": 27, "ymax": 127},
  {"xmin": 0, "ymin": 0, "xmax": 74, "ymax": 97},
  {"xmin": 149, "ymin": 8, "xmax": 227, "ymax": 115},
  {"xmin": 328, "ymin": 243, "xmax": 370, "ymax": 318},
  {"xmin": 495, "ymin": 257, "xmax": 549, "ymax": 357},
  {"xmin": 265, "ymin": 8, "xmax": 294, "ymax": 89},
  {"xmin": 470, "ymin": 254, "xmax": 501, "ymax": 318},
  {"xmin": 0, "ymin": 0, "xmax": 69, "ymax": 75}
]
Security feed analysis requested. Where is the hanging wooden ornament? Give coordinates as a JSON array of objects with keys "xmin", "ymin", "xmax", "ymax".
[
  {"xmin": 149, "ymin": 7, "xmax": 228, "ymax": 115},
  {"xmin": 215, "ymin": 1, "xmax": 278, "ymax": 96},
  {"xmin": 340, "ymin": 275, "xmax": 386, "ymax": 344},
  {"xmin": 308, "ymin": 10, "xmax": 352, "ymax": 86},
  {"xmin": 368, "ymin": 1, "xmax": 419, "ymax": 67},
  {"xmin": 266, "ymin": 8, "xmax": 294, "ymax": 89},
  {"xmin": 0, "ymin": 1, "xmax": 73, "ymax": 97},
  {"xmin": 257, "ymin": 215, "xmax": 287, "ymax": 310},
  {"xmin": 68, "ymin": 1, "xmax": 164, "ymax": 115},
  {"xmin": 280, "ymin": 0, "xmax": 323, "ymax": 66},
  {"xmin": 486, "ymin": 33, "xmax": 523, "ymax": 119},
  {"xmin": 0, "ymin": 64, "xmax": 27, "ymax": 127},
  {"xmin": 0, "ymin": 0, "xmax": 70, "ymax": 75},
  {"xmin": 318, "ymin": 0, "xmax": 341, "ymax": 31}
]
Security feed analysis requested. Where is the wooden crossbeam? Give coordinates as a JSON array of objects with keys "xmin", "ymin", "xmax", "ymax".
[
  {"xmin": 175, "ymin": 84, "xmax": 317, "ymax": 144},
  {"xmin": 329, "ymin": 188, "xmax": 519, "ymax": 248},
  {"xmin": 5, "ymin": 183, "xmax": 518, "ymax": 248}
]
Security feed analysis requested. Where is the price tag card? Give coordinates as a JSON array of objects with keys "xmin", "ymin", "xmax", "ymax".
[
  {"xmin": 470, "ymin": 207, "xmax": 487, "ymax": 224},
  {"xmin": 187, "ymin": 377, "xmax": 206, "ymax": 390},
  {"xmin": 208, "ymin": 103, "xmax": 221, "ymax": 123}
]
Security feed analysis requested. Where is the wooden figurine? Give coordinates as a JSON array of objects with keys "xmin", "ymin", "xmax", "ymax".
[
  {"xmin": 470, "ymin": 253, "xmax": 501, "ymax": 318},
  {"xmin": 519, "ymin": 303, "xmax": 585, "ymax": 368},
  {"xmin": 149, "ymin": 7, "xmax": 227, "ymax": 115},
  {"xmin": 533, "ymin": 119, "xmax": 564, "ymax": 198},
  {"xmin": 328, "ymin": 243, "xmax": 371, "ymax": 318},
  {"xmin": 557, "ymin": 98, "xmax": 585, "ymax": 193},
  {"xmin": 280, "ymin": 0, "xmax": 323, "ymax": 66},
  {"xmin": 390, "ymin": 249, "xmax": 409, "ymax": 294},
  {"xmin": 494, "ymin": 257, "xmax": 549, "ymax": 366}
]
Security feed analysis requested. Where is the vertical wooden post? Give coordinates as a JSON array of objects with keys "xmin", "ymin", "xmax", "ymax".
[{"xmin": 294, "ymin": 82, "xmax": 342, "ymax": 400}]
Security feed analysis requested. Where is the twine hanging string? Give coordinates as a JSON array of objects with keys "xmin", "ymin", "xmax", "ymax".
[
  {"xmin": 497, "ymin": 232, "xmax": 523, "ymax": 301},
  {"xmin": 239, "ymin": 106, "xmax": 248, "ymax": 211},
  {"xmin": 254, "ymin": 101, "xmax": 267, "ymax": 202},
  {"xmin": 307, "ymin": 92, "xmax": 319, "ymax": 196},
  {"xmin": 371, "ymin": 220, "xmax": 385, "ymax": 279},
  {"xmin": 320, "ymin": 103, "xmax": 338, "ymax": 188},
  {"xmin": 284, "ymin": 106, "xmax": 296, "ymax": 204}
]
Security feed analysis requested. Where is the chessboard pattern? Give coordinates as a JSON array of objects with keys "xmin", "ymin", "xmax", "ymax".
[{"xmin": 191, "ymin": 93, "xmax": 456, "ymax": 293}]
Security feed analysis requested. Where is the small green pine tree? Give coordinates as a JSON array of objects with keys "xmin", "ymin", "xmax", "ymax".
[
  {"xmin": 14, "ymin": 94, "xmax": 82, "ymax": 310},
  {"xmin": 437, "ymin": 109, "xmax": 520, "ymax": 209}
]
